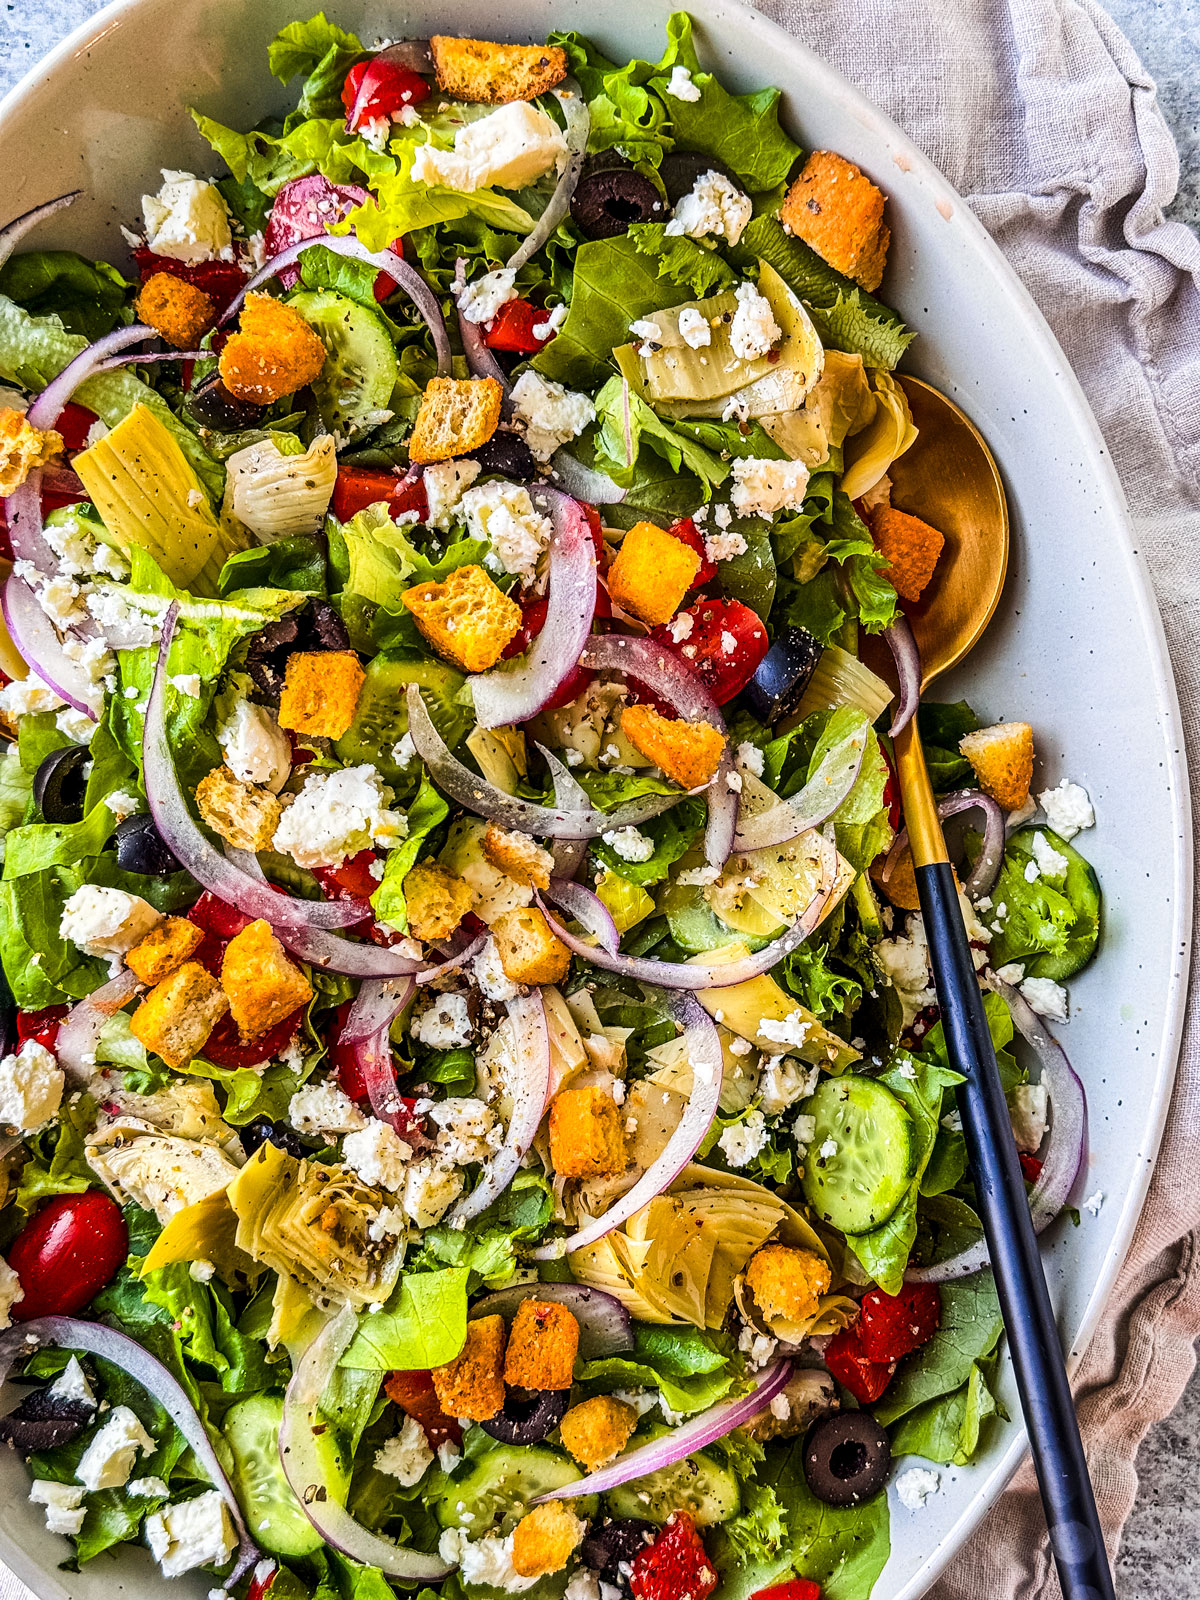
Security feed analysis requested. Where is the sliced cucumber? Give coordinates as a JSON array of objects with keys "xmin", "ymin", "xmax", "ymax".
[
  {"xmin": 800, "ymin": 1075, "xmax": 915, "ymax": 1235},
  {"xmin": 334, "ymin": 652, "xmax": 469, "ymax": 782},
  {"xmin": 660, "ymin": 873, "xmax": 773, "ymax": 955},
  {"xmin": 286, "ymin": 288, "xmax": 398, "ymax": 434},
  {"xmin": 605, "ymin": 1431, "xmax": 740, "ymax": 1528},
  {"xmin": 224, "ymin": 1393, "xmax": 327, "ymax": 1557},
  {"xmin": 435, "ymin": 1443, "xmax": 592, "ymax": 1535}
]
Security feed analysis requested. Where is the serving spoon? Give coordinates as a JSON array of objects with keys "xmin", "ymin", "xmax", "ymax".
[{"xmin": 879, "ymin": 376, "xmax": 1114, "ymax": 1600}]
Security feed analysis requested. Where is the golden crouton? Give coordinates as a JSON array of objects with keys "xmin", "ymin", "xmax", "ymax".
[
  {"xmin": 959, "ymin": 721, "xmax": 1035, "ymax": 811},
  {"xmin": 431, "ymin": 1314, "xmax": 507, "ymax": 1422},
  {"xmin": 402, "ymin": 862, "xmax": 474, "ymax": 941},
  {"xmin": 277, "ymin": 650, "xmax": 365, "ymax": 740},
  {"xmin": 403, "ymin": 564, "xmax": 522, "ymax": 674},
  {"xmin": 483, "ymin": 824, "xmax": 554, "ymax": 890},
  {"xmin": 136, "ymin": 272, "xmax": 216, "ymax": 351},
  {"xmin": 130, "ymin": 961, "xmax": 229, "ymax": 1069},
  {"xmin": 744, "ymin": 1243, "xmax": 832, "ymax": 1325},
  {"xmin": 0, "ymin": 407, "xmax": 63, "ymax": 496},
  {"xmin": 430, "ymin": 36, "xmax": 568, "ymax": 104},
  {"xmin": 218, "ymin": 293, "xmax": 326, "ymax": 405},
  {"xmin": 492, "ymin": 906, "xmax": 571, "ymax": 985},
  {"xmin": 606, "ymin": 521, "xmax": 700, "ymax": 626},
  {"xmin": 195, "ymin": 766, "xmax": 283, "ymax": 852},
  {"xmin": 549, "ymin": 1086, "xmax": 627, "ymax": 1179},
  {"xmin": 870, "ymin": 506, "xmax": 945, "ymax": 602},
  {"xmin": 504, "ymin": 1299, "xmax": 579, "ymax": 1390},
  {"xmin": 221, "ymin": 919, "xmax": 313, "ymax": 1041},
  {"xmin": 125, "ymin": 916, "xmax": 206, "ymax": 986},
  {"xmin": 871, "ymin": 844, "xmax": 921, "ymax": 912},
  {"xmin": 511, "ymin": 1501, "xmax": 587, "ymax": 1579},
  {"xmin": 781, "ymin": 151, "xmax": 890, "ymax": 293},
  {"xmin": 559, "ymin": 1395, "xmax": 637, "ymax": 1472},
  {"xmin": 621, "ymin": 704, "xmax": 726, "ymax": 790},
  {"xmin": 408, "ymin": 377, "xmax": 503, "ymax": 465}
]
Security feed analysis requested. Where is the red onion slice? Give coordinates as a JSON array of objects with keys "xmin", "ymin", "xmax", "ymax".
[
  {"xmin": 546, "ymin": 448, "xmax": 627, "ymax": 506},
  {"xmin": 906, "ymin": 971, "xmax": 1087, "ymax": 1284},
  {"xmin": 445, "ymin": 989, "xmax": 550, "ymax": 1225},
  {"xmin": 539, "ymin": 745, "xmax": 590, "ymax": 880},
  {"xmin": 144, "ymin": 605, "xmax": 368, "ymax": 931},
  {"xmin": 505, "ymin": 79, "xmax": 589, "ymax": 275},
  {"xmin": 344, "ymin": 977, "xmax": 416, "ymax": 1128},
  {"xmin": 471, "ymin": 488, "xmax": 598, "ymax": 729},
  {"xmin": 883, "ymin": 615, "xmax": 921, "ymax": 737},
  {"xmin": 704, "ymin": 749, "xmax": 738, "ymax": 869},
  {"xmin": 469, "ymin": 1283, "xmax": 633, "ymax": 1358},
  {"xmin": 220, "ymin": 235, "xmax": 450, "ymax": 376},
  {"xmin": 531, "ymin": 992, "xmax": 723, "ymax": 1261},
  {"xmin": 2, "ymin": 572, "xmax": 99, "ymax": 717},
  {"xmin": 414, "ymin": 933, "xmax": 487, "ymax": 987},
  {"xmin": 544, "ymin": 877, "xmax": 620, "ymax": 956},
  {"xmin": 540, "ymin": 1358, "xmax": 794, "ymax": 1500},
  {"xmin": 533, "ymin": 830, "xmax": 839, "ymax": 989},
  {"xmin": 54, "ymin": 969, "xmax": 141, "ymax": 1083},
  {"xmin": 453, "ymin": 258, "xmax": 513, "ymax": 399},
  {"xmin": 883, "ymin": 787, "xmax": 1005, "ymax": 901},
  {"xmin": 346, "ymin": 41, "xmax": 433, "ymax": 131},
  {"xmin": 280, "ymin": 1306, "xmax": 454, "ymax": 1580},
  {"xmin": 0, "ymin": 1317, "xmax": 259, "ymax": 1580},
  {"xmin": 0, "ymin": 190, "xmax": 81, "ymax": 273},
  {"xmin": 733, "ymin": 726, "xmax": 868, "ymax": 853},
  {"xmin": 405, "ymin": 685, "xmax": 680, "ymax": 837}
]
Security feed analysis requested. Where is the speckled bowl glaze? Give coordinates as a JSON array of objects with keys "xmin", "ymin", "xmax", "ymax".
[{"xmin": 0, "ymin": 1, "xmax": 1190, "ymax": 1596}]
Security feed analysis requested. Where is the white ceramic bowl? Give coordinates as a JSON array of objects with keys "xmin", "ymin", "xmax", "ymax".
[{"xmin": 0, "ymin": 2, "xmax": 1190, "ymax": 1596}]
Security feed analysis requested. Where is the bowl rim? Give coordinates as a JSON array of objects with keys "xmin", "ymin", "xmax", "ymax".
[{"xmin": 0, "ymin": 1, "xmax": 1190, "ymax": 1596}]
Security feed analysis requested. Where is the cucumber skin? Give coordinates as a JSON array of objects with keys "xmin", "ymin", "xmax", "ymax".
[
  {"xmin": 800, "ymin": 1075, "xmax": 915, "ymax": 1236},
  {"xmin": 224, "ymin": 1394, "xmax": 325, "ymax": 1559},
  {"xmin": 605, "ymin": 1449, "xmax": 741, "ymax": 1528}
]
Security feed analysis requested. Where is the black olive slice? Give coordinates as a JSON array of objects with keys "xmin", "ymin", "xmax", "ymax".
[
  {"xmin": 571, "ymin": 158, "xmax": 664, "ymax": 240},
  {"xmin": 244, "ymin": 599, "xmax": 351, "ymax": 698},
  {"xmin": 480, "ymin": 1386, "xmax": 571, "ymax": 1444},
  {"xmin": 186, "ymin": 370, "xmax": 266, "ymax": 432},
  {"xmin": 113, "ymin": 814, "xmax": 181, "ymax": 877},
  {"xmin": 803, "ymin": 1409, "xmax": 891, "ymax": 1506},
  {"xmin": 659, "ymin": 152, "xmax": 738, "ymax": 206},
  {"xmin": 33, "ymin": 744, "xmax": 90, "ymax": 824},
  {"xmin": 240, "ymin": 1118, "xmax": 311, "ymax": 1162},
  {"xmin": 581, "ymin": 1518, "xmax": 657, "ymax": 1591},
  {"xmin": 0, "ymin": 1386, "xmax": 94, "ymax": 1451},
  {"xmin": 469, "ymin": 431, "xmax": 537, "ymax": 481},
  {"xmin": 743, "ymin": 626, "xmax": 823, "ymax": 723}
]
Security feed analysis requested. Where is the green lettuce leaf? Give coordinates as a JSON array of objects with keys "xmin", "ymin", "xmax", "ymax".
[
  {"xmin": 804, "ymin": 708, "xmax": 893, "ymax": 875},
  {"xmin": 190, "ymin": 111, "xmax": 390, "ymax": 198},
  {"xmin": 987, "ymin": 827, "xmax": 1101, "ymax": 980},
  {"xmin": 342, "ymin": 1267, "xmax": 470, "ymax": 1370},
  {"xmin": 343, "ymin": 151, "xmax": 534, "ymax": 253},
  {"xmin": 591, "ymin": 797, "xmax": 706, "ymax": 887},
  {"xmin": 874, "ymin": 1272, "xmax": 1005, "ymax": 1426},
  {"xmin": 268, "ymin": 13, "xmax": 365, "ymax": 118},
  {"xmin": 371, "ymin": 776, "xmax": 451, "ymax": 933},
  {"xmin": 889, "ymin": 1356, "xmax": 1000, "ymax": 1465},
  {"xmin": 336, "ymin": 501, "xmax": 490, "ymax": 609},
  {"xmin": 0, "ymin": 250, "xmax": 132, "ymax": 341},
  {"xmin": 219, "ymin": 533, "xmax": 328, "ymax": 597},
  {"xmin": 141, "ymin": 1263, "xmax": 276, "ymax": 1395},
  {"xmin": 593, "ymin": 374, "xmax": 730, "ymax": 496},
  {"xmin": 627, "ymin": 222, "xmax": 738, "ymax": 298},
  {"xmin": 918, "ymin": 699, "xmax": 980, "ymax": 791},
  {"xmin": 549, "ymin": 32, "xmax": 675, "ymax": 165},
  {"xmin": 12, "ymin": 1095, "xmax": 95, "ymax": 1222},
  {"xmin": 0, "ymin": 746, "xmax": 32, "ymax": 865},
  {"xmin": 531, "ymin": 235, "xmax": 680, "ymax": 390}
]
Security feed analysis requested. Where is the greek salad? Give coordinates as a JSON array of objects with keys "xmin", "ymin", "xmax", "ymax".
[{"xmin": 0, "ymin": 14, "xmax": 1103, "ymax": 1600}]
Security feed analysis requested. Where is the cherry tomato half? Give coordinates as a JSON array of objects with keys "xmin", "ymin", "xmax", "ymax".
[
  {"xmin": 56, "ymin": 402, "xmax": 100, "ymax": 455},
  {"xmin": 483, "ymin": 298, "xmax": 556, "ymax": 355},
  {"xmin": 9, "ymin": 1192, "xmax": 128, "ymax": 1320},
  {"xmin": 331, "ymin": 466, "xmax": 429, "ymax": 525},
  {"xmin": 132, "ymin": 247, "xmax": 248, "ymax": 316},
  {"xmin": 187, "ymin": 890, "xmax": 253, "ymax": 941},
  {"xmin": 857, "ymin": 1282, "xmax": 941, "ymax": 1362},
  {"xmin": 342, "ymin": 59, "xmax": 431, "ymax": 128},
  {"xmin": 201, "ymin": 1005, "xmax": 306, "ymax": 1070},
  {"xmin": 650, "ymin": 597, "xmax": 769, "ymax": 706},
  {"xmin": 385, "ymin": 1368, "xmax": 462, "ymax": 1448},
  {"xmin": 313, "ymin": 849, "xmax": 381, "ymax": 904},
  {"xmin": 750, "ymin": 1582, "xmax": 822, "ymax": 1600},
  {"xmin": 16, "ymin": 1006, "xmax": 68, "ymax": 1052},
  {"xmin": 664, "ymin": 516, "xmax": 716, "ymax": 589},
  {"xmin": 823, "ymin": 1321, "xmax": 896, "ymax": 1405},
  {"xmin": 502, "ymin": 586, "xmax": 612, "ymax": 710},
  {"xmin": 1019, "ymin": 1151, "xmax": 1043, "ymax": 1184}
]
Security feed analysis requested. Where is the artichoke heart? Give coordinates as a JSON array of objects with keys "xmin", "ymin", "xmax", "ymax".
[{"xmin": 227, "ymin": 1141, "xmax": 402, "ymax": 1310}]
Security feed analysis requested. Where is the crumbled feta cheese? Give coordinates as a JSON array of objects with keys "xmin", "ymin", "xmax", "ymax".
[
  {"xmin": 896, "ymin": 1467, "xmax": 940, "ymax": 1510},
  {"xmin": 630, "ymin": 317, "xmax": 663, "ymax": 357},
  {"xmin": 437, "ymin": 1438, "xmax": 462, "ymax": 1473},
  {"xmin": 736, "ymin": 741, "xmax": 765, "ymax": 777},
  {"xmin": 400, "ymin": 1157, "xmax": 465, "ymax": 1227},
  {"xmin": 665, "ymin": 170, "xmax": 753, "ymax": 247},
  {"xmin": 665, "ymin": 64, "xmax": 702, "ymax": 101},
  {"xmin": 565, "ymin": 1571, "xmax": 604, "ymax": 1600},
  {"xmin": 1021, "ymin": 975, "xmax": 1069, "ymax": 1022},
  {"xmin": 462, "ymin": 479, "xmax": 553, "ymax": 581},
  {"xmin": 994, "ymin": 962, "xmax": 1026, "ymax": 985},
  {"xmin": 189, "ymin": 1259, "xmax": 215, "ymax": 1283},
  {"xmin": 0, "ymin": 1255, "xmax": 24, "ymax": 1328},
  {"xmin": 737, "ymin": 1325, "xmax": 778, "ymax": 1367},
  {"xmin": 726, "ymin": 770, "xmax": 743, "ymax": 792},
  {"xmin": 0, "ymin": 1039, "xmax": 64, "ymax": 1135},
  {"xmin": 473, "ymin": 936, "xmax": 521, "ymax": 1003},
  {"xmin": 411, "ymin": 103, "xmax": 567, "ymax": 193},
  {"xmin": 429, "ymin": 1097, "xmax": 499, "ymax": 1164},
  {"xmin": 49, "ymin": 1357, "xmax": 96, "ymax": 1410},
  {"xmin": 76, "ymin": 1405, "xmax": 155, "ymax": 1490},
  {"xmin": 1037, "ymin": 779, "xmax": 1094, "ymax": 840},
  {"xmin": 1030, "ymin": 830, "xmax": 1070, "ymax": 880},
  {"xmin": 1010, "ymin": 1083, "xmax": 1048, "ymax": 1153},
  {"xmin": 288, "ymin": 1080, "xmax": 368, "ymax": 1139},
  {"xmin": 273, "ymin": 764, "xmax": 404, "ymax": 869},
  {"xmin": 602, "ymin": 825, "xmax": 655, "ymax": 864},
  {"xmin": 43, "ymin": 509, "xmax": 128, "ymax": 579},
  {"xmin": 437, "ymin": 1529, "xmax": 539, "ymax": 1592},
  {"xmin": 142, "ymin": 170, "xmax": 233, "ymax": 263},
  {"xmin": 423, "ymin": 459, "xmax": 482, "ymax": 530},
  {"xmin": 718, "ymin": 1108, "xmax": 769, "ymax": 1167},
  {"xmin": 758, "ymin": 1009, "xmax": 813, "ymax": 1051},
  {"xmin": 457, "ymin": 267, "xmax": 518, "ymax": 325},
  {"xmin": 875, "ymin": 913, "xmax": 938, "ymax": 1027},
  {"xmin": 793, "ymin": 1111, "xmax": 816, "ymax": 1144},
  {"xmin": 758, "ymin": 1056, "xmax": 818, "ymax": 1115},
  {"xmin": 705, "ymin": 530, "xmax": 748, "ymax": 563},
  {"xmin": 86, "ymin": 585, "xmax": 163, "ymax": 649},
  {"xmin": 60, "ymin": 884, "xmax": 163, "ymax": 959},
  {"xmin": 729, "ymin": 457, "xmax": 810, "ymax": 520},
  {"xmin": 341, "ymin": 1120, "xmax": 413, "ymax": 1193},
  {"xmin": 217, "ymin": 697, "xmax": 291, "ymax": 792},
  {"xmin": 145, "ymin": 1491, "xmax": 237, "ymax": 1577},
  {"xmin": 375, "ymin": 1414, "xmax": 435, "ymax": 1486},
  {"xmin": 412, "ymin": 992, "xmax": 473, "ymax": 1050},
  {"xmin": 510, "ymin": 370, "xmax": 595, "ymax": 463},
  {"xmin": 677, "ymin": 306, "xmax": 712, "ymax": 348},
  {"xmin": 36, "ymin": 573, "xmax": 87, "ymax": 628},
  {"xmin": 532, "ymin": 303, "xmax": 568, "ymax": 341},
  {"xmin": 667, "ymin": 612, "xmax": 694, "ymax": 644},
  {"xmin": 128, "ymin": 1476, "xmax": 170, "ymax": 1498},
  {"xmin": 730, "ymin": 280, "xmax": 782, "ymax": 361},
  {"xmin": 56, "ymin": 706, "xmax": 94, "ymax": 744},
  {"xmin": 713, "ymin": 503, "xmax": 733, "ymax": 530},
  {"xmin": 769, "ymin": 1393, "xmax": 792, "ymax": 1421},
  {"xmin": 1084, "ymin": 1190, "xmax": 1105, "ymax": 1216},
  {"xmin": 0, "ymin": 676, "xmax": 64, "ymax": 719},
  {"xmin": 676, "ymin": 864, "xmax": 721, "ymax": 888},
  {"xmin": 30, "ymin": 1480, "xmax": 85, "ymax": 1536},
  {"xmin": 170, "ymin": 672, "xmax": 202, "ymax": 698},
  {"xmin": 817, "ymin": 1137, "xmax": 838, "ymax": 1160},
  {"xmin": 391, "ymin": 732, "xmax": 417, "ymax": 768}
]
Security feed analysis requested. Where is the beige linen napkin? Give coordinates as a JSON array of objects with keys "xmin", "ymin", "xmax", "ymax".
[{"xmin": 752, "ymin": 0, "xmax": 1200, "ymax": 1591}]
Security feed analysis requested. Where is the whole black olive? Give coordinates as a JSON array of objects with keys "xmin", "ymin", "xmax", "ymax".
[
  {"xmin": 480, "ymin": 1386, "xmax": 571, "ymax": 1445},
  {"xmin": 33, "ymin": 744, "xmax": 90, "ymax": 823},
  {"xmin": 571, "ymin": 158, "xmax": 665, "ymax": 240},
  {"xmin": 581, "ymin": 1518, "xmax": 657, "ymax": 1589},
  {"xmin": 113, "ymin": 813, "xmax": 181, "ymax": 877},
  {"xmin": 659, "ymin": 152, "xmax": 738, "ymax": 206},
  {"xmin": 802, "ymin": 1409, "xmax": 891, "ymax": 1507},
  {"xmin": 186, "ymin": 370, "xmax": 266, "ymax": 432},
  {"xmin": 743, "ymin": 626, "xmax": 823, "ymax": 724},
  {"xmin": 469, "ymin": 430, "xmax": 537, "ymax": 481},
  {"xmin": 0, "ymin": 1385, "xmax": 94, "ymax": 1451},
  {"xmin": 240, "ymin": 1118, "xmax": 310, "ymax": 1161}
]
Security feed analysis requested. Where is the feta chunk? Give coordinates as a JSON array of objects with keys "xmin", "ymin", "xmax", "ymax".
[
  {"xmin": 145, "ymin": 1491, "xmax": 237, "ymax": 1578},
  {"xmin": 874, "ymin": 914, "xmax": 938, "ymax": 1027},
  {"xmin": 141, "ymin": 170, "xmax": 233, "ymax": 264},
  {"xmin": 411, "ymin": 103, "xmax": 567, "ymax": 193},
  {"xmin": 729, "ymin": 457, "xmax": 810, "ymax": 520},
  {"xmin": 0, "ymin": 676, "xmax": 64, "ymax": 720},
  {"xmin": 736, "ymin": 741, "xmax": 764, "ymax": 777},
  {"xmin": 757, "ymin": 1009, "xmax": 812, "ymax": 1051},
  {"xmin": 758, "ymin": 1056, "xmax": 818, "ymax": 1115},
  {"xmin": 1030, "ymin": 830, "xmax": 1070, "ymax": 881},
  {"xmin": 473, "ymin": 936, "xmax": 520, "ymax": 1003},
  {"xmin": 437, "ymin": 1528, "xmax": 539, "ymax": 1591},
  {"xmin": 273, "ymin": 764, "xmax": 404, "ymax": 869},
  {"xmin": 30, "ymin": 1481, "xmax": 85, "ymax": 1537},
  {"xmin": 217, "ymin": 697, "xmax": 291, "ymax": 792},
  {"xmin": 1021, "ymin": 975, "xmax": 1069, "ymax": 1023},
  {"xmin": 676, "ymin": 306, "xmax": 712, "ymax": 348},
  {"xmin": 423, "ymin": 459, "xmax": 482, "ymax": 531},
  {"xmin": 601, "ymin": 826, "xmax": 655, "ymax": 864},
  {"xmin": 665, "ymin": 170, "xmax": 753, "ymax": 247},
  {"xmin": 60, "ymin": 884, "xmax": 163, "ymax": 960},
  {"xmin": 896, "ymin": 1466, "xmax": 940, "ymax": 1509},
  {"xmin": 128, "ymin": 1475, "xmax": 170, "ymax": 1498},
  {"xmin": 287, "ymin": 1080, "xmax": 368, "ymax": 1139},
  {"xmin": 341, "ymin": 1120, "xmax": 413, "ymax": 1192},
  {"xmin": 457, "ymin": 268, "xmax": 518, "ymax": 325},
  {"xmin": 1037, "ymin": 779, "xmax": 1094, "ymax": 840},
  {"xmin": 510, "ymin": 370, "xmax": 595, "ymax": 464},
  {"xmin": 375, "ymin": 1414, "xmax": 435, "ymax": 1486},
  {"xmin": 665, "ymin": 65, "xmax": 702, "ymax": 101},
  {"xmin": 461, "ymin": 479, "xmax": 553, "ymax": 580},
  {"xmin": 730, "ymin": 281, "xmax": 782, "ymax": 361},
  {"xmin": 429, "ymin": 1096, "xmax": 499, "ymax": 1164},
  {"xmin": 1010, "ymin": 1083, "xmax": 1048, "ymax": 1153},
  {"xmin": 49, "ymin": 1357, "xmax": 96, "ymax": 1411},
  {"xmin": 705, "ymin": 530, "xmax": 748, "ymax": 562},
  {"xmin": 0, "ymin": 1039, "xmax": 64, "ymax": 1134},
  {"xmin": 412, "ymin": 992, "xmax": 473, "ymax": 1050},
  {"xmin": 718, "ymin": 1108, "xmax": 769, "ymax": 1168},
  {"xmin": 75, "ymin": 1405, "xmax": 155, "ymax": 1490},
  {"xmin": 400, "ymin": 1157, "xmax": 464, "ymax": 1227},
  {"xmin": 0, "ymin": 1255, "xmax": 24, "ymax": 1327}
]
